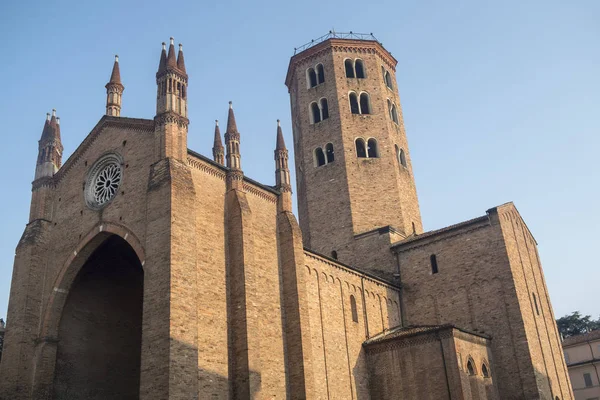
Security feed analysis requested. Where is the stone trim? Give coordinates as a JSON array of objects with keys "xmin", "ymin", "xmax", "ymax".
[
  {"xmin": 187, "ymin": 156, "xmax": 226, "ymax": 180},
  {"xmin": 243, "ymin": 183, "xmax": 277, "ymax": 203}
]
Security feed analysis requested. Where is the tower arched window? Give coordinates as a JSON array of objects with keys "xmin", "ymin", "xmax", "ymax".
[
  {"xmin": 345, "ymin": 59, "xmax": 355, "ymax": 78},
  {"xmin": 384, "ymin": 69, "xmax": 393, "ymax": 90},
  {"xmin": 397, "ymin": 146, "xmax": 407, "ymax": 168},
  {"xmin": 355, "ymin": 59, "xmax": 366, "ymax": 78},
  {"xmin": 307, "ymin": 67, "xmax": 318, "ymax": 88},
  {"xmin": 482, "ymin": 363, "xmax": 490, "ymax": 378},
  {"xmin": 325, "ymin": 143, "xmax": 334, "ymax": 163},
  {"xmin": 316, "ymin": 64, "xmax": 325, "ymax": 84},
  {"xmin": 310, "ymin": 102, "xmax": 321, "ymax": 124},
  {"xmin": 181, "ymin": 85, "xmax": 186, "ymax": 98},
  {"xmin": 314, "ymin": 147, "xmax": 326, "ymax": 167},
  {"xmin": 390, "ymin": 103, "xmax": 399, "ymax": 124},
  {"xmin": 359, "ymin": 93, "xmax": 371, "ymax": 114},
  {"xmin": 467, "ymin": 358, "xmax": 475, "ymax": 376},
  {"xmin": 355, "ymin": 138, "xmax": 367, "ymax": 158},
  {"xmin": 320, "ymin": 98, "xmax": 329, "ymax": 120},
  {"xmin": 367, "ymin": 139, "xmax": 378, "ymax": 158},
  {"xmin": 349, "ymin": 92, "xmax": 360, "ymax": 114},
  {"xmin": 350, "ymin": 295, "xmax": 358, "ymax": 322}
]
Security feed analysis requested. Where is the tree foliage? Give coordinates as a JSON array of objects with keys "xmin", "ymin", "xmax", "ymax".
[{"xmin": 556, "ymin": 311, "xmax": 600, "ymax": 338}]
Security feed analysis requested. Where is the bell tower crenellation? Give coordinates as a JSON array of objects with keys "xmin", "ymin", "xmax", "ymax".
[{"xmin": 286, "ymin": 33, "xmax": 422, "ymax": 275}]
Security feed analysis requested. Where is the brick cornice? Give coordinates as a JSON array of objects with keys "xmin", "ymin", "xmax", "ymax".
[{"xmin": 285, "ymin": 38, "xmax": 398, "ymax": 88}]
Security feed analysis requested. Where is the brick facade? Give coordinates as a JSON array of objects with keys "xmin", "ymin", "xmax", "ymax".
[{"xmin": 0, "ymin": 35, "xmax": 572, "ymax": 400}]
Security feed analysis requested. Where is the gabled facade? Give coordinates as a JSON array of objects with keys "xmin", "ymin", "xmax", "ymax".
[{"xmin": 0, "ymin": 33, "xmax": 572, "ymax": 400}]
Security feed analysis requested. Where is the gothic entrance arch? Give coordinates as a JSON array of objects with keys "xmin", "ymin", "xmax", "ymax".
[{"xmin": 52, "ymin": 234, "xmax": 144, "ymax": 400}]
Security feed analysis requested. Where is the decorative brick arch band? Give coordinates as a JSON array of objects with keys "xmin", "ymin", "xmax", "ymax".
[{"xmin": 39, "ymin": 222, "xmax": 145, "ymax": 340}]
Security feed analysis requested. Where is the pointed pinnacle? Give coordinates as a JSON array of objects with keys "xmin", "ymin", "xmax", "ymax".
[
  {"xmin": 276, "ymin": 119, "xmax": 286, "ymax": 150},
  {"xmin": 167, "ymin": 37, "xmax": 177, "ymax": 68},
  {"xmin": 226, "ymin": 101, "xmax": 238, "ymax": 133},
  {"xmin": 158, "ymin": 42, "xmax": 167, "ymax": 73},
  {"xmin": 213, "ymin": 120, "xmax": 223, "ymax": 149},
  {"xmin": 177, "ymin": 43, "xmax": 186, "ymax": 74},
  {"xmin": 108, "ymin": 54, "xmax": 122, "ymax": 85}
]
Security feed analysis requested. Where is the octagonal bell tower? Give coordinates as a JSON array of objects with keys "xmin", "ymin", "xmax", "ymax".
[{"xmin": 285, "ymin": 32, "xmax": 422, "ymax": 276}]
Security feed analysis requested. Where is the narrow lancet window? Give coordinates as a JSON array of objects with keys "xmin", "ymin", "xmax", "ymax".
[
  {"xmin": 325, "ymin": 143, "xmax": 334, "ymax": 163},
  {"xmin": 307, "ymin": 68, "xmax": 317, "ymax": 88},
  {"xmin": 356, "ymin": 138, "xmax": 367, "ymax": 158},
  {"xmin": 314, "ymin": 148, "xmax": 326, "ymax": 167},
  {"xmin": 359, "ymin": 93, "xmax": 371, "ymax": 114},
  {"xmin": 367, "ymin": 139, "xmax": 378, "ymax": 158},
  {"xmin": 316, "ymin": 64, "xmax": 325, "ymax": 84},
  {"xmin": 311, "ymin": 102, "xmax": 321, "ymax": 124},
  {"xmin": 430, "ymin": 254, "xmax": 438, "ymax": 274},
  {"xmin": 350, "ymin": 295, "xmax": 358, "ymax": 322},
  {"xmin": 320, "ymin": 98, "xmax": 329, "ymax": 120},
  {"xmin": 355, "ymin": 59, "xmax": 365, "ymax": 78},
  {"xmin": 345, "ymin": 59, "xmax": 355, "ymax": 78},
  {"xmin": 349, "ymin": 92, "xmax": 360, "ymax": 114}
]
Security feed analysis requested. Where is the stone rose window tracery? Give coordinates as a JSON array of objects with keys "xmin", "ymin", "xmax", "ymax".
[{"xmin": 85, "ymin": 153, "xmax": 123, "ymax": 209}]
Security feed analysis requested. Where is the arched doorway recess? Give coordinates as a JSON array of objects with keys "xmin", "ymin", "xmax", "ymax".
[{"xmin": 53, "ymin": 235, "xmax": 144, "ymax": 400}]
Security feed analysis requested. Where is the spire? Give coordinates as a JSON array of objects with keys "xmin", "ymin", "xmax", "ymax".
[
  {"xmin": 35, "ymin": 110, "xmax": 63, "ymax": 180},
  {"xmin": 158, "ymin": 42, "xmax": 167, "ymax": 74},
  {"xmin": 276, "ymin": 119, "xmax": 286, "ymax": 150},
  {"xmin": 212, "ymin": 120, "xmax": 225, "ymax": 165},
  {"xmin": 167, "ymin": 37, "xmax": 177, "ymax": 69},
  {"xmin": 274, "ymin": 120, "xmax": 292, "ymax": 211},
  {"xmin": 213, "ymin": 120, "xmax": 224, "ymax": 149},
  {"xmin": 224, "ymin": 102, "xmax": 242, "ymax": 172},
  {"xmin": 226, "ymin": 101, "xmax": 238, "ymax": 134},
  {"xmin": 177, "ymin": 43, "xmax": 186, "ymax": 74},
  {"xmin": 106, "ymin": 55, "xmax": 124, "ymax": 116},
  {"xmin": 109, "ymin": 55, "xmax": 122, "ymax": 85}
]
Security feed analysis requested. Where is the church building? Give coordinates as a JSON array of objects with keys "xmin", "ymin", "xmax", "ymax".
[{"xmin": 0, "ymin": 33, "xmax": 572, "ymax": 400}]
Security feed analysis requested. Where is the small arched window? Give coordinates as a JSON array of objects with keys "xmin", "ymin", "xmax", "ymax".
[
  {"xmin": 181, "ymin": 85, "xmax": 186, "ymax": 99},
  {"xmin": 316, "ymin": 64, "xmax": 325, "ymax": 84},
  {"xmin": 350, "ymin": 295, "xmax": 358, "ymax": 322},
  {"xmin": 482, "ymin": 363, "xmax": 490, "ymax": 378},
  {"xmin": 359, "ymin": 93, "xmax": 371, "ymax": 114},
  {"xmin": 320, "ymin": 98, "xmax": 329, "ymax": 120},
  {"xmin": 349, "ymin": 92, "xmax": 360, "ymax": 114},
  {"xmin": 398, "ymin": 147, "xmax": 407, "ymax": 168},
  {"xmin": 367, "ymin": 139, "xmax": 378, "ymax": 158},
  {"xmin": 430, "ymin": 254, "xmax": 438, "ymax": 274},
  {"xmin": 325, "ymin": 143, "xmax": 334, "ymax": 163},
  {"xmin": 390, "ymin": 103, "xmax": 399, "ymax": 124},
  {"xmin": 355, "ymin": 138, "xmax": 367, "ymax": 158},
  {"xmin": 384, "ymin": 70, "xmax": 393, "ymax": 89},
  {"xmin": 314, "ymin": 148, "xmax": 326, "ymax": 167},
  {"xmin": 331, "ymin": 250, "xmax": 338, "ymax": 260},
  {"xmin": 307, "ymin": 68, "xmax": 317, "ymax": 88},
  {"xmin": 310, "ymin": 102, "xmax": 321, "ymax": 124},
  {"xmin": 355, "ymin": 59, "xmax": 365, "ymax": 78},
  {"xmin": 467, "ymin": 359, "xmax": 475, "ymax": 376},
  {"xmin": 345, "ymin": 59, "xmax": 355, "ymax": 78}
]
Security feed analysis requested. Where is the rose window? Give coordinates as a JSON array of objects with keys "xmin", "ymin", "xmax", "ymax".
[{"xmin": 85, "ymin": 154, "xmax": 123, "ymax": 209}]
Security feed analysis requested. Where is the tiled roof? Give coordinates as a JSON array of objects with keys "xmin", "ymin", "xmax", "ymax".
[
  {"xmin": 364, "ymin": 324, "xmax": 490, "ymax": 346},
  {"xmin": 562, "ymin": 330, "xmax": 600, "ymax": 347}
]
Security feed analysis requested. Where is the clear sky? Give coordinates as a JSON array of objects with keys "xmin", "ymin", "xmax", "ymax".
[{"xmin": 0, "ymin": 0, "xmax": 598, "ymax": 322}]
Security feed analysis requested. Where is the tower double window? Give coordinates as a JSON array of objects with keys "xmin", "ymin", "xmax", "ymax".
[
  {"xmin": 310, "ymin": 98, "xmax": 329, "ymax": 124},
  {"xmin": 387, "ymin": 99, "xmax": 399, "ymax": 124},
  {"xmin": 314, "ymin": 143, "xmax": 335, "ymax": 167},
  {"xmin": 306, "ymin": 63, "xmax": 326, "ymax": 88},
  {"xmin": 349, "ymin": 92, "xmax": 371, "ymax": 115},
  {"xmin": 355, "ymin": 138, "xmax": 378, "ymax": 158},
  {"xmin": 345, "ymin": 58, "xmax": 366, "ymax": 79}
]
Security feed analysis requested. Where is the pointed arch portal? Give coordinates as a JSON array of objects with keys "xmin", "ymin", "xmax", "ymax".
[{"xmin": 52, "ymin": 235, "xmax": 144, "ymax": 400}]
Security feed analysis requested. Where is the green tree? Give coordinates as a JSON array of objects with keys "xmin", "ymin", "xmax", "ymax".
[{"xmin": 556, "ymin": 311, "xmax": 600, "ymax": 338}]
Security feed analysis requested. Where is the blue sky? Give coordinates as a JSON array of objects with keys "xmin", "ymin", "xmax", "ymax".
[{"xmin": 0, "ymin": 0, "xmax": 598, "ymax": 321}]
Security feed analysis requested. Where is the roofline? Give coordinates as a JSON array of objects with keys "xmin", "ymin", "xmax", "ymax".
[
  {"xmin": 364, "ymin": 324, "xmax": 492, "ymax": 347},
  {"xmin": 187, "ymin": 149, "xmax": 280, "ymax": 196},
  {"xmin": 391, "ymin": 215, "xmax": 490, "ymax": 250},
  {"xmin": 285, "ymin": 37, "xmax": 398, "ymax": 89},
  {"xmin": 303, "ymin": 248, "xmax": 400, "ymax": 289}
]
